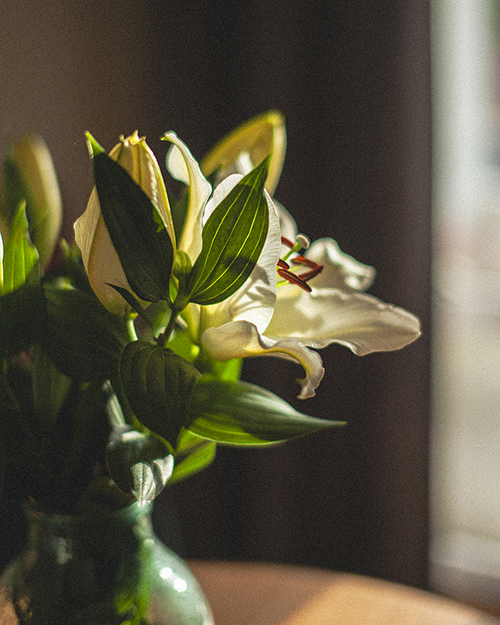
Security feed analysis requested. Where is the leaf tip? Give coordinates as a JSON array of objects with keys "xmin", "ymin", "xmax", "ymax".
[{"xmin": 85, "ymin": 132, "xmax": 105, "ymax": 158}]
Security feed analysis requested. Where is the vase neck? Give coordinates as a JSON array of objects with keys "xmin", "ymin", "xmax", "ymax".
[
  {"xmin": 27, "ymin": 500, "xmax": 152, "ymax": 533},
  {"xmin": 24, "ymin": 500, "xmax": 154, "ymax": 566}
]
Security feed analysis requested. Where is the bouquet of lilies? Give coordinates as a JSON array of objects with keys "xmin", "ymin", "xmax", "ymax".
[{"xmin": 0, "ymin": 111, "xmax": 420, "ymax": 514}]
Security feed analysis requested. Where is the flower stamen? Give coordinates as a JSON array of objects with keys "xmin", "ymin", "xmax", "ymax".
[
  {"xmin": 296, "ymin": 264, "xmax": 324, "ymax": 282},
  {"xmin": 277, "ymin": 234, "xmax": 322, "ymax": 290},
  {"xmin": 277, "ymin": 267, "xmax": 312, "ymax": 292},
  {"xmin": 281, "ymin": 234, "xmax": 310, "ymax": 262},
  {"xmin": 291, "ymin": 255, "xmax": 317, "ymax": 268},
  {"xmin": 277, "ymin": 258, "xmax": 323, "ymax": 291},
  {"xmin": 281, "ymin": 236, "xmax": 295, "ymax": 249}
]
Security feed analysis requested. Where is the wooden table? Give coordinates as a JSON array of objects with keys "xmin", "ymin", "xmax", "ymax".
[{"xmin": 189, "ymin": 561, "xmax": 500, "ymax": 625}]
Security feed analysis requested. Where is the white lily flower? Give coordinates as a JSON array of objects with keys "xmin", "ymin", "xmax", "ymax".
[
  {"xmin": 165, "ymin": 134, "xmax": 421, "ymax": 400},
  {"xmin": 203, "ymin": 233, "xmax": 420, "ymax": 399},
  {"xmin": 163, "ymin": 132, "xmax": 281, "ymax": 346}
]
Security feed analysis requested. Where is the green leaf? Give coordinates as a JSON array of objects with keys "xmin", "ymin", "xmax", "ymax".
[
  {"xmin": 187, "ymin": 379, "xmax": 344, "ymax": 445},
  {"xmin": 187, "ymin": 158, "xmax": 269, "ymax": 305},
  {"xmin": 119, "ymin": 341, "xmax": 202, "ymax": 449},
  {"xmin": 31, "ymin": 343, "xmax": 72, "ymax": 429},
  {"xmin": 0, "ymin": 366, "xmax": 35, "ymax": 470},
  {"xmin": 0, "ymin": 282, "xmax": 46, "ymax": 356},
  {"xmin": 169, "ymin": 429, "xmax": 216, "ymax": 485},
  {"xmin": 166, "ymin": 329, "xmax": 200, "ymax": 363},
  {"xmin": 2, "ymin": 152, "xmax": 30, "ymax": 224},
  {"xmin": 193, "ymin": 353, "xmax": 242, "ymax": 381},
  {"xmin": 1, "ymin": 201, "xmax": 39, "ymax": 295},
  {"xmin": 43, "ymin": 284, "xmax": 129, "ymax": 381},
  {"xmin": 91, "ymin": 149, "xmax": 174, "ymax": 303},
  {"xmin": 109, "ymin": 283, "xmax": 153, "ymax": 327},
  {"xmin": 106, "ymin": 426, "xmax": 173, "ymax": 504},
  {"xmin": 58, "ymin": 382, "xmax": 112, "ymax": 500}
]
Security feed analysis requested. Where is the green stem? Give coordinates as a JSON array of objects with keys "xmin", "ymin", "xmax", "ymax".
[
  {"xmin": 156, "ymin": 309, "xmax": 179, "ymax": 347},
  {"xmin": 126, "ymin": 316, "xmax": 138, "ymax": 342},
  {"xmin": 109, "ymin": 375, "xmax": 138, "ymax": 429},
  {"xmin": 282, "ymin": 240, "xmax": 302, "ymax": 262},
  {"xmin": 102, "ymin": 380, "xmax": 126, "ymax": 428}
]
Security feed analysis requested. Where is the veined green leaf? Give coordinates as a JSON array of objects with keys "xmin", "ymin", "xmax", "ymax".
[
  {"xmin": 107, "ymin": 426, "xmax": 173, "ymax": 504},
  {"xmin": 1, "ymin": 201, "xmax": 39, "ymax": 295},
  {"xmin": 119, "ymin": 341, "xmax": 201, "ymax": 449},
  {"xmin": 91, "ymin": 150, "xmax": 174, "ymax": 303},
  {"xmin": 169, "ymin": 428, "xmax": 216, "ymax": 485},
  {"xmin": 187, "ymin": 379, "xmax": 344, "ymax": 445},
  {"xmin": 187, "ymin": 158, "xmax": 269, "ymax": 305}
]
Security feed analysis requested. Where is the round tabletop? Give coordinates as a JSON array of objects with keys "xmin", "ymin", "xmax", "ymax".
[{"xmin": 189, "ymin": 561, "xmax": 500, "ymax": 625}]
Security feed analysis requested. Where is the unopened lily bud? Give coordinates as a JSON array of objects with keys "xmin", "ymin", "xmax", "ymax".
[
  {"xmin": 2, "ymin": 134, "xmax": 62, "ymax": 268},
  {"xmin": 75, "ymin": 132, "xmax": 175, "ymax": 315},
  {"xmin": 173, "ymin": 249, "xmax": 193, "ymax": 309},
  {"xmin": 173, "ymin": 249, "xmax": 193, "ymax": 280},
  {"xmin": 200, "ymin": 110, "xmax": 286, "ymax": 195}
]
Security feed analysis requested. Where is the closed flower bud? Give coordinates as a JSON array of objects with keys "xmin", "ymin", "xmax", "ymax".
[
  {"xmin": 75, "ymin": 132, "xmax": 175, "ymax": 315},
  {"xmin": 200, "ymin": 110, "xmax": 286, "ymax": 195},
  {"xmin": 1, "ymin": 134, "xmax": 62, "ymax": 268}
]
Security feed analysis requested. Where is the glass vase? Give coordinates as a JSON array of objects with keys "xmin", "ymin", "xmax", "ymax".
[{"xmin": 0, "ymin": 500, "xmax": 213, "ymax": 625}]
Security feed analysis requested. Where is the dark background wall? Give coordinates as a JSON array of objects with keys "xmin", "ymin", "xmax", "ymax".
[{"xmin": 0, "ymin": 0, "xmax": 431, "ymax": 587}]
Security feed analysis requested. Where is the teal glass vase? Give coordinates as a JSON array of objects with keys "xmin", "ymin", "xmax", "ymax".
[{"xmin": 0, "ymin": 500, "xmax": 213, "ymax": 625}]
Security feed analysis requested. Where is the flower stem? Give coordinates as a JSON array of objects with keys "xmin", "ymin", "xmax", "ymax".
[
  {"xmin": 126, "ymin": 316, "xmax": 138, "ymax": 342},
  {"xmin": 156, "ymin": 309, "xmax": 179, "ymax": 347}
]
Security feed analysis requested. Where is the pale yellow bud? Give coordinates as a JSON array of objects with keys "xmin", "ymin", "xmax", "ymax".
[
  {"xmin": 9, "ymin": 134, "xmax": 62, "ymax": 268},
  {"xmin": 200, "ymin": 110, "xmax": 286, "ymax": 196}
]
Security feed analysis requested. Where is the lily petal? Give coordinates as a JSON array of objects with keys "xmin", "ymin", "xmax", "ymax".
[
  {"xmin": 305, "ymin": 238, "xmax": 376, "ymax": 291},
  {"xmin": 266, "ymin": 287, "xmax": 421, "ymax": 355},
  {"xmin": 202, "ymin": 320, "xmax": 325, "ymax": 399},
  {"xmin": 110, "ymin": 132, "xmax": 175, "ymax": 247},
  {"xmin": 275, "ymin": 200, "xmax": 298, "ymax": 242},
  {"xmin": 163, "ymin": 132, "xmax": 212, "ymax": 262},
  {"xmin": 275, "ymin": 202, "xmax": 374, "ymax": 292},
  {"xmin": 74, "ymin": 188, "xmax": 133, "ymax": 314},
  {"xmin": 11, "ymin": 134, "xmax": 63, "ymax": 269}
]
